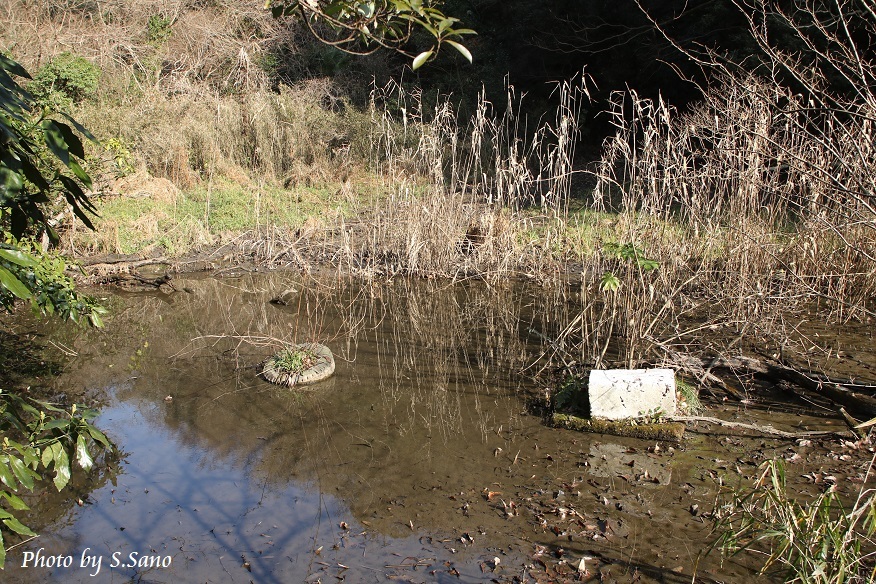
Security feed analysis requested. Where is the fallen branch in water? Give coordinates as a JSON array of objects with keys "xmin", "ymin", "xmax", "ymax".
[
  {"xmin": 669, "ymin": 416, "xmax": 855, "ymax": 439},
  {"xmin": 86, "ymin": 272, "xmax": 176, "ymax": 292},
  {"xmin": 675, "ymin": 353, "xmax": 876, "ymax": 419},
  {"xmin": 80, "ymin": 254, "xmax": 167, "ymax": 267}
]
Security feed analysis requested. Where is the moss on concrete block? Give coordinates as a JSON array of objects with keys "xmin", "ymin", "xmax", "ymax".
[{"xmin": 550, "ymin": 413, "xmax": 685, "ymax": 442}]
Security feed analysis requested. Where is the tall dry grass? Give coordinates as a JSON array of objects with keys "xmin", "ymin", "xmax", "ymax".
[
  {"xmin": 557, "ymin": 67, "xmax": 876, "ymax": 372},
  {"xmin": 3, "ymin": 0, "xmax": 595, "ymax": 278},
  {"xmin": 331, "ymin": 76, "xmax": 590, "ymax": 279},
  {"xmin": 76, "ymin": 80, "xmax": 367, "ymax": 189}
]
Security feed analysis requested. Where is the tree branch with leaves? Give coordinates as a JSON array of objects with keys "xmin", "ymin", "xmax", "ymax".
[
  {"xmin": 1, "ymin": 53, "xmax": 109, "ymax": 569},
  {"xmin": 266, "ymin": 0, "xmax": 475, "ymax": 68}
]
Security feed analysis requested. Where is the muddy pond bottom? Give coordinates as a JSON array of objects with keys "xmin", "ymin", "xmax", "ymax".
[
  {"xmin": 5, "ymin": 273, "xmax": 865, "ymax": 583},
  {"xmin": 6, "ymin": 393, "xmax": 516, "ymax": 583}
]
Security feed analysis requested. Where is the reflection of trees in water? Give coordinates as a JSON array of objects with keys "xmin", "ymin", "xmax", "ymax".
[{"xmin": 53, "ymin": 273, "xmax": 578, "ymax": 537}]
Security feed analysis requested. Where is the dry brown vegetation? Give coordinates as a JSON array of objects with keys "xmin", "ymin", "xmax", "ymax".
[
  {"xmin": 2, "ymin": 0, "xmax": 874, "ymax": 386},
  {"xmin": 552, "ymin": 1, "xmax": 876, "ymax": 388},
  {"xmin": 1, "ymin": 0, "xmax": 589, "ymax": 276}
]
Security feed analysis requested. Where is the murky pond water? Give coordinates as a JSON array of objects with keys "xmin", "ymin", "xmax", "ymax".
[{"xmin": 4, "ymin": 272, "xmax": 870, "ymax": 582}]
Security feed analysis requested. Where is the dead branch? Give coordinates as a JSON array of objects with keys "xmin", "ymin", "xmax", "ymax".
[
  {"xmin": 669, "ymin": 415, "xmax": 854, "ymax": 439},
  {"xmin": 707, "ymin": 355, "xmax": 876, "ymax": 419},
  {"xmin": 81, "ymin": 255, "xmax": 168, "ymax": 268}
]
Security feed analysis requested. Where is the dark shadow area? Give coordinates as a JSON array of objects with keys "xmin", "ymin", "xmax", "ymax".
[{"xmin": 0, "ymin": 330, "xmax": 65, "ymax": 392}]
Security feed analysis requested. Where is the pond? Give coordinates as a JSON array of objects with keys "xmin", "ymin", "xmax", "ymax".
[{"xmin": 3, "ymin": 272, "xmax": 865, "ymax": 583}]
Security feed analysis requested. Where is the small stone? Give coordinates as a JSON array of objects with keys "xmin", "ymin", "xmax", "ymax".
[{"xmin": 270, "ymin": 287, "xmax": 299, "ymax": 305}]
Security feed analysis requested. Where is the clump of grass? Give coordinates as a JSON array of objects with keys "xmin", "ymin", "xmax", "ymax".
[
  {"xmin": 268, "ymin": 346, "xmax": 319, "ymax": 375},
  {"xmin": 676, "ymin": 377, "xmax": 703, "ymax": 415},
  {"xmin": 555, "ymin": 66, "xmax": 876, "ymax": 378},
  {"xmin": 552, "ymin": 374, "xmax": 589, "ymax": 416},
  {"xmin": 711, "ymin": 457, "xmax": 876, "ymax": 583}
]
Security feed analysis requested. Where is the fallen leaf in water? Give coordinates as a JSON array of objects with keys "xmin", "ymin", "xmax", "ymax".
[{"xmin": 339, "ymin": 521, "xmax": 349, "ymax": 530}]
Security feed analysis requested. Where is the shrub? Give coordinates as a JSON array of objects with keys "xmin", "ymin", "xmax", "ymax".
[
  {"xmin": 28, "ymin": 52, "xmax": 100, "ymax": 110},
  {"xmin": 146, "ymin": 13, "xmax": 173, "ymax": 46}
]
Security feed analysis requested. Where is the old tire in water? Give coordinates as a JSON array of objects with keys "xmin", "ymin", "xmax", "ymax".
[{"xmin": 261, "ymin": 343, "xmax": 335, "ymax": 387}]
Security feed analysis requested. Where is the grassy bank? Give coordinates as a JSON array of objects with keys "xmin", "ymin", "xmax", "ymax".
[{"xmin": 3, "ymin": 0, "xmax": 874, "ymax": 371}]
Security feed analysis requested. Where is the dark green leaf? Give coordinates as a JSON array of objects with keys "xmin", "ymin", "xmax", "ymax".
[
  {"xmin": 42, "ymin": 120, "xmax": 70, "ymax": 167},
  {"xmin": 68, "ymin": 159, "xmax": 92, "ymax": 189},
  {"xmin": 0, "ymin": 491, "xmax": 30, "ymax": 511},
  {"xmin": 53, "ymin": 121, "xmax": 86, "ymax": 160},
  {"xmin": 0, "ymin": 166, "xmax": 24, "ymax": 196},
  {"xmin": 0, "ymin": 54, "xmax": 31, "ymax": 79},
  {"xmin": 2, "ymin": 516, "xmax": 37, "ymax": 537},
  {"xmin": 0, "ymin": 248, "xmax": 38, "ymax": 267},
  {"xmin": 7, "ymin": 455, "xmax": 35, "ymax": 491},
  {"xmin": 42, "ymin": 418, "xmax": 70, "ymax": 431},
  {"xmin": 52, "ymin": 445, "xmax": 71, "ymax": 491},
  {"xmin": 0, "ymin": 265, "xmax": 33, "ymax": 300},
  {"xmin": 0, "ymin": 457, "xmax": 18, "ymax": 490},
  {"xmin": 15, "ymin": 154, "xmax": 51, "ymax": 192},
  {"xmin": 444, "ymin": 40, "xmax": 472, "ymax": 63},
  {"xmin": 60, "ymin": 111, "xmax": 98, "ymax": 144},
  {"xmin": 87, "ymin": 426, "xmax": 110, "ymax": 448}
]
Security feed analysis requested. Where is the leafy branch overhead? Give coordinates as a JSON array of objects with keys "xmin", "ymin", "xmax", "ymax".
[
  {"xmin": 0, "ymin": 54, "xmax": 98, "ymax": 242},
  {"xmin": 0, "ymin": 390, "xmax": 111, "ymax": 568},
  {"xmin": 266, "ymin": 0, "xmax": 475, "ymax": 69},
  {"xmin": 0, "ymin": 55, "xmax": 103, "ymax": 325}
]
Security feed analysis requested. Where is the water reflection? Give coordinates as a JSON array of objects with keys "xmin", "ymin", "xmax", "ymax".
[
  {"xmin": 5, "ymin": 272, "xmax": 562, "ymax": 582},
  {"xmin": 3, "ymin": 272, "xmax": 781, "ymax": 583}
]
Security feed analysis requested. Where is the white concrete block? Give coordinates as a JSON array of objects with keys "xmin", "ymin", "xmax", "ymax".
[{"xmin": 588, "ymin": 368, "xmax": 676, "ymax": 420}]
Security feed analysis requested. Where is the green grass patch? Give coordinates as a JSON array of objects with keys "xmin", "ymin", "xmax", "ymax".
[{"xmin": 76, "ymin": 177, "xmax": 363, "ymax": 256}]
